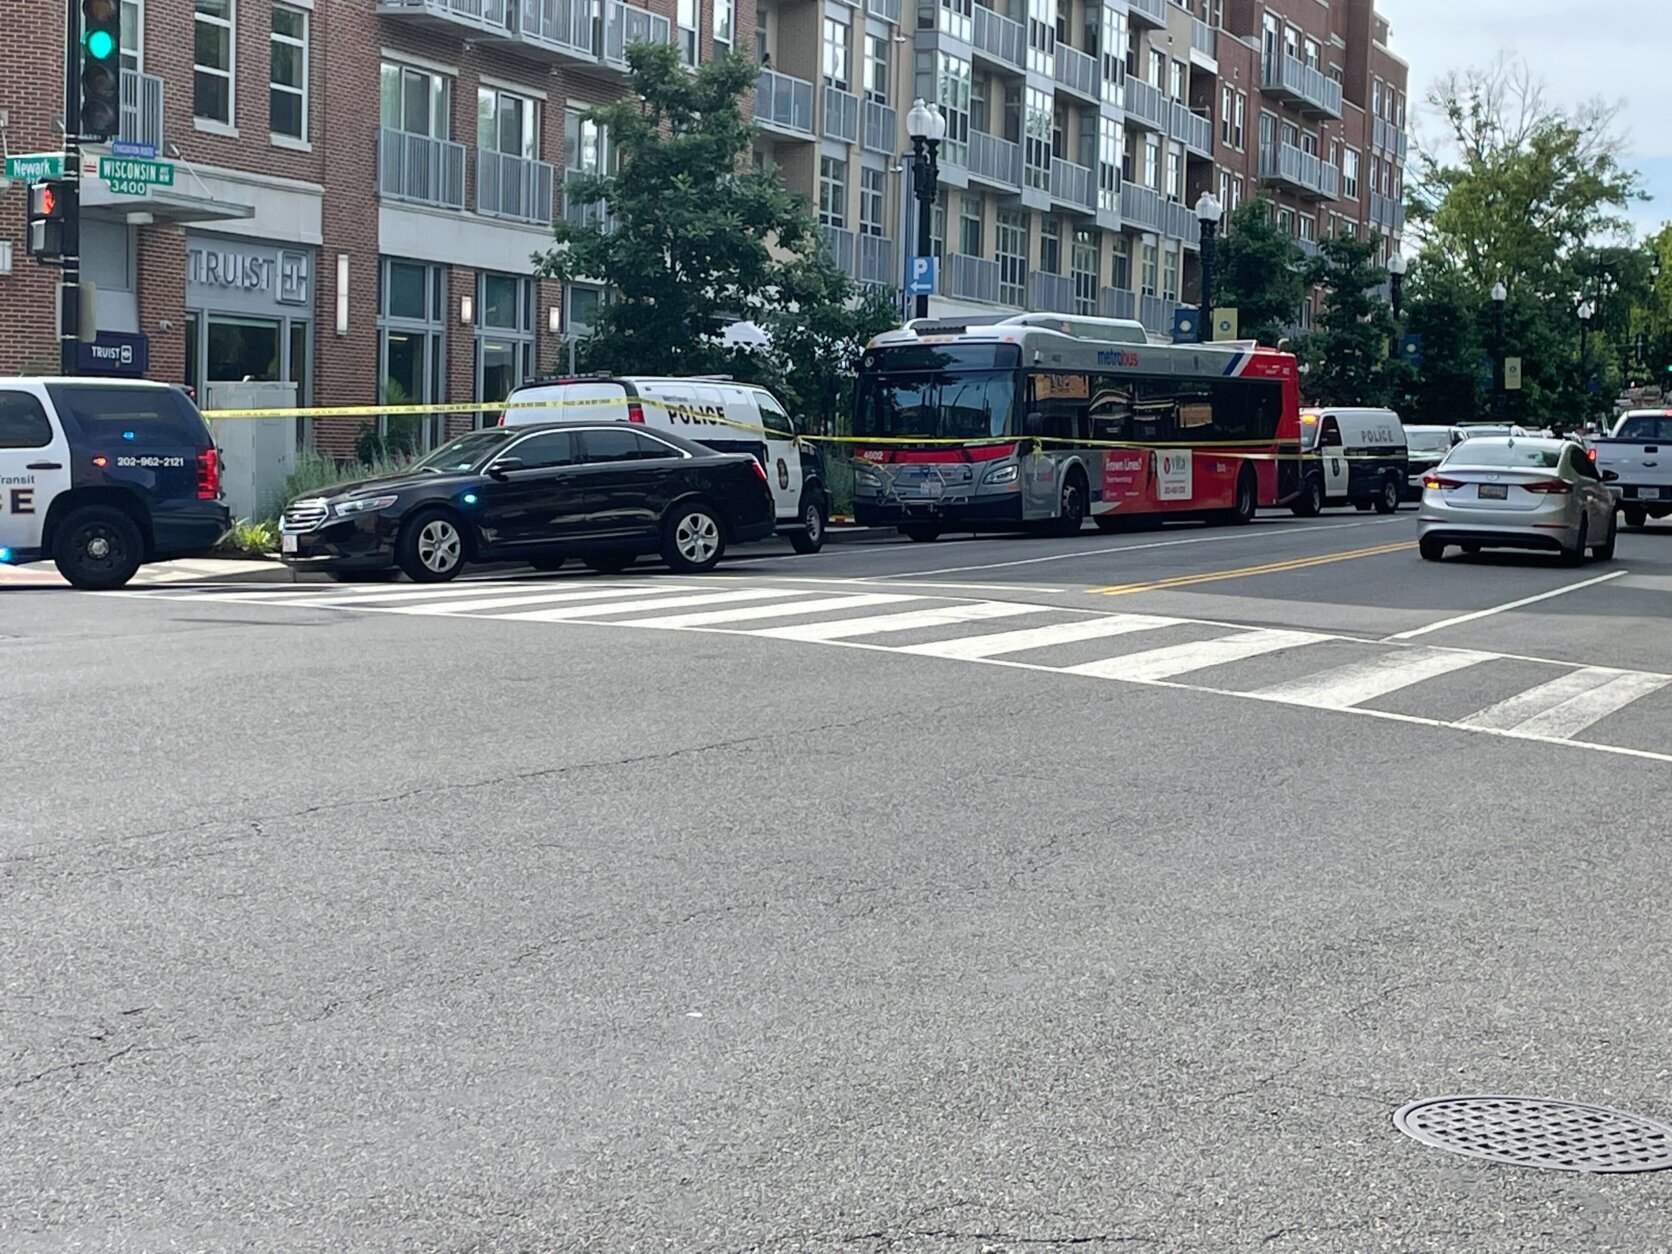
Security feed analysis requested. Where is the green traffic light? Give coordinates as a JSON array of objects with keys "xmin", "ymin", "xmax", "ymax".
[{"xmin": 86, "ymin": 28, "xmax": 114, "ymax": 59}]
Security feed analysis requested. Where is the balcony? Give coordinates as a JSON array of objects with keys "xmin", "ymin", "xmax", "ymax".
[
  {"xmin": 862, "ymin": 100, "xmax": 897, "ymax": 154},
  {"xmin": 858, "ymin": 233, "xmax": 896, "ymax": 287},
  {"xmin": 1258, "ymin": 142, "xmax": 1339, "ymax": 201},
  {"xmin": 965, "ymin": 131, "xmax": 1021, "ymax": 189},
  {"xmin": 971, "ymin": 5, "xmax": 1026, "ymax": 73},
  {"xmin": 754, "ymin": 70, "xmax": 815, "ymax": 139},
  {"xmin": 1370, "ymin": 191, "xmax": 1405, "ymax": 235},
  {"xmin": 1189, "ymin": 17, "xmax": 1216, "ymax": 63},
  {"xmin": 514, "ymin": 0, "xmax": 596, "ymax": 60},
  {"xmin": 378, "ymin": 127, "xmax": 467, "ymax": 210},
  {"xmin": 1124, "ymin": 78, "xmax": 1169, "ymax": 132},
  {"xmin": 562, "ymin": 170, "xmax": 612, "ymax": 231},
  {"xmin": 477, "ymin": 149, "xmax": 556, "ymax": 225},
  {"xmin": 1126, "ymin": 0, "xmax": 1165, "ymax": 27},
  {"xmin": 823, "ymin": 85, "xmax": 860, "ymax": 145},
  {"xmin": 866, "ymin": 0, "xmax": 901, "ymax": 23},
  {"xmin": 1260, "ymin": 54, "xmax": 1343, "ymax": 118},
  {"xmin": 947, "ymin": 253, "xmax": 1000, "ymax": 304},
  {"xmin": 376, "ymin": 0, "xmax": 510, "ymax": 36},
  {"xmin": 1373, "ymin": 116, "xmax": 1407, "ymax": 160},
  {"xmin": 1139, "ymin": 294, "xmax": 1180, "ymax": 336},
  {"xmin": 1053, "ymin": 44, "xmax": 1098, "ymax": 101},
  {"xmin": 601, "ymin": 0, "xmax": 674, "ymax": 71},
  {"xmin": 1119, "ymin": 182, "xmax": 1164, "ymax": 233},
  {"xmin": 1169, "ymin": 101, "xmax": 1212, "ymax": 157},
  {"xmin": 1163, "ymin": 200, "xmax": 1200, "ymax": 248},
  {"xmin": 119, "ymin": 69, "xmax": 163, "ymax": 153},
  {"xmin": 1295, "ymin": 237, "xmax": 1320, "ymax": 259},
  {"xmin": 1050, "ymin": 157, "xmax": 1095, "ymax": 213},
  {"xmin": 821, "ymin": 224, "xmax": 856, "ymax": 276},
  {"xmin": 1029, "ymin": 271, "xmax": 1074, "ymax": 313},
  {"xmin": 1101, "ymin": 286, "xmax": 1136, "ymax": 320}
]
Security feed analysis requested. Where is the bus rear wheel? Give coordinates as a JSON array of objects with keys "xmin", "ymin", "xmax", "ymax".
[{"xmin": 1218, "ymin": 468, "xmax": 1257, "ymax": 526}]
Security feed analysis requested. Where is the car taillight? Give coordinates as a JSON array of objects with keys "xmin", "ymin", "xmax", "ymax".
[
  {"xmin": 1424, "ymin": 475, "xmax": 1464, "ymax": 490},
  {"xmin": 495, "ymin": 413, "xmax": 506, "ymax": 426},
  {"xmin": 748, "ymin": 458, "xmax": 768, "ymax": 483},
  {"xmin": 1523, "ymin": 478, "xmax": 1573, "ymax": 494},
  {"xmin": 1586, "ymin": 446, "xmax": 1597, "ymax": 460},
  {"xmin": 197, "ymin": 447, "xmax": 220, "ymax": 500},
  {"xmin": 627, "ymin": 402, "xmax": 645, "ymax": 424}
]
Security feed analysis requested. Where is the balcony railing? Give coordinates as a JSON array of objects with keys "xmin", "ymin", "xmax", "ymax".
[
  {"xmin": 862, "ymin": 99, "xmax": 897, "ymax": 154},
  {"xmin": 972, "ymin": 5, "xmax": 1026, "ymax": 72},
  {"xmin": 947, "ymin": 253, "xmax": 1000, "ymax": 304},
  {"xmin": 1295, "ymin": 237, "xmax": 1320, "ymax": 259},
  {"xmin": 1029, "ymin": 271, "xmax": 1074, "ymax": 313},
  {"xmin": 1261, "ymin": 54, "xmax": 1343, "ymax": 118},
  {"xmin": 1053, "ymin": 45, "xmax": 1097, "ymax": 100},
  {"xmin": 376, "ymin": 0, "xmax": 510, "ymax": 35},
  {"xmin": 754, "ymin": 70, "xmax": 815, "ymax": 138},
  {"xmin": 602, "ymin": 0, "xmax": 673, "ymax": 68},
  {"xmin": 477, "ymin": 148, "xmax": 556, "ymax": 225},
  {"xmin": 821, "ymin": 224, "xmax": 856, "ymax": 276},
  {"xmin": 858, "ymin": 233, "xmax": 896, "ymax": 286},
  {"xmin": 378, "ymin": 127, "xmax": 467, "ymax": 210},
  {"xmin": 1049, "ymin": 157, "xmax": 1095, "ymax": 212},
  {"xmin": 1119, "ymin": 182, "xmax": 1164, "ymax": 233},
  {"xmin": 519, "ymin": 0, "xmax": 595, "ymax": 58},
  {"xmin": 119, "ymin": 69, "xmax": 163, "ymax": 153},
  {"xmin": 1190, "ymin": 17, "xmax": 1216, "ymax": 60},
  {"xmin": 966, "ymin": 131, "xmax": 1021, "ymax": 189},
  {"xmin": 1169, "ymin": 101, "xmax": 1212, "ymax": 156},
  {"xmin": 1373, "ymin": 115, "xmax": 1408, "ymax": 160},
  {"xmin": 1163, "ymin": 199, "xmax": 1201, "ymax": 247},
  {"xmin": 1101, "ymin": 286, "xmax": 1137, "ymax": 320},
  {"xmin": 866, "ymin": 0, "xmax": 901, "ymax": 23},
  {"xmin": 823, "ymin": 85, "xmax": 860, "ymax": 145},
  {"xmin": 1370, "ymin": 191, "xmax": 1405, "ymax": 234},
  {"xmin": 1258, "ymin": 142, "xmax": 1339, "ymax": 201},
  {"xmin": 1124, "ymin": 78, "xmax": 1169, "ymax": 132},
  {"xmin": 562, "ymin": 169, "xmax": 612, "ymax": 231},
  {"xmin": 1126, "ymin": 0, "xmax": 1165, "ymax": 26},
  {"xmin": 1140, "ymin": 294, "xmax": 1180, "ymax": 336}
]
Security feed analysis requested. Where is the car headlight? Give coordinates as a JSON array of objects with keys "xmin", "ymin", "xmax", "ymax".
[
  {"xmin": 984, "ymin": 463, "xmax": 1019, "ymax": 485},
  {"xmin": 335, "ymin": 495, "xmax": 399, "ymax": 516},
  {"xmin": 854, "ymin": 469, "xmax": 882, "ymax": 489}
]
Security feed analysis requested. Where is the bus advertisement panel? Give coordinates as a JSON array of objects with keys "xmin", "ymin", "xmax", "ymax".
[{"xmin": 851, "ymin": 316, "xmax": 1302, "ymax": 539}]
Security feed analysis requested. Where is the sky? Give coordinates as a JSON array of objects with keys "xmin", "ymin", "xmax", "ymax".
[{"xmin": 1376, "ymin": 0, "xmax": 1672, "ymax": 240}]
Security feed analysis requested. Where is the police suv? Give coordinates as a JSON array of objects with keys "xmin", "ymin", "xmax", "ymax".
[{"xmin": 0, "ymin": 378, "xmax": 230, "ymax": 589}]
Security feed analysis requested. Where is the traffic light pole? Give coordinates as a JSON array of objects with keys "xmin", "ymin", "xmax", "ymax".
[{"xmin": 59, "ymin": 0, "xmax": 83, "ymax": 376}]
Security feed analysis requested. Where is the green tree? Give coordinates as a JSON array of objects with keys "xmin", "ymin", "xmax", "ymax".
[
  {"xmin": 1294, "ymin": 232, "xmax": 1398, "ymax": 406},
  {"xmin": 1393, "ymin": 259, "xmax": 1485, "ymax": 425},
  {"xmin": 1211, "ymin": 197, "xmax": 1304, "ymax": 345},
  {"xmin": 536, "ymin": 44, "xmax": 830, "ymax": 379}
]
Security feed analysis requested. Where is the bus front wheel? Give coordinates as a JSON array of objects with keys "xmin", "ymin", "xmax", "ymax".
[{"xmin": 1054, "ymin": 470, "xmax": 1088, "ymax": 536}]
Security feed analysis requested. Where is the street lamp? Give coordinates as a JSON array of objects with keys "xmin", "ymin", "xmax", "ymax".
[
  {"xmin": 905, "ymin": 98, "xmax": 947, "ymax": 321},
  {"xmin": 1194, "ymin": 191, "xmax": 1222, "ymax": 341},
  {"xmin": 1386, "ymin": 252, "xmax": 1407, "ymax": 320},
  {"xmin": 1491, "ymin": 280, "xmax": 1508, "ymax": 422},
  {"xmin": 1577, "ymin": 298, "xmax": 1597, "ymax": 419}
]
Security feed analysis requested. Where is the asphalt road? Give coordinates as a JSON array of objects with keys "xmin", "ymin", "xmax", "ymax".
[{"xmin": 5, "ymin": 507, "xmax": 1672, "ymax": 1252}]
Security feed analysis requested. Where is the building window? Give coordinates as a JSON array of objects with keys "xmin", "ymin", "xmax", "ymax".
[
  {"xmin": 1139, "ymin": 241, "xmax": 1157, "ymax": 296},
  {"xmin": 1217, "ymin": 168, "xmax": 1229, "ymax": 207},
  {"xmin": 477, "ymin": 273, "xmax": 533, "ymax": 415},
  {"xmin": 819, "ymin": 156, "xmax": 848, "ymax": 228},
  {"xmin": 677, "ymin": 0, "xmax": 699, "ymax": 66},
  {"xmin": 713, "ymin": 0, "xmax": 733, "ymax": 55},
  {"xmin": 1142, "ymin": 132, "xmax": 1159, "ymax": 190},
  {"xmin": 479, "ymin": 89, "xmax": 538, "ymax": 160},
  {"xmin": 1276, "ymin": 206, "xmax": 1295, "ymax": 236},
  {"xmin": 932, "ymin": 0, "xmax": 973, "ymax": 45},
  {"xmin": 1098, "ymin": 115, "xmax": 1122, "ymax": 215},
  {"xmin": 1302, "ymin": 37, "xmax": 1319, "ymax": 69},
  {"xmin": 1168, "ymin": 59, "xmax": 1184, "ymax": 103},
  {"xmin": 996, "ymin": 209, "xmax": 1027, "ymax": 306},
  {"xmin": 565, "ymin": 286, "xmax": 602, "ymax": 338},
  {"xmin": 565, "ymin": 109, "xmax": 608, "ymax": 172},
  {"xmin": 1165, "ymin": 140, "xmax": 1182, "ymax": 202},
  {"xmin": 120, "ymin": 0, "xmax": 143, "ymax": 72},
  {"xmin": 1297, "ymin": 214, "xmax": 1315, "ymax": 242},
  {"xmin": 822, "ymin": 15, "xmax": 850, "ymax": 89},
  {"xmin": 1100, "ymin": 3, "xmax": 1126, "ymax": 110},
  {"xmin": 931, "ymin": 193, "xmax": 945, "ymax": 258},
  {"xmin": 1024, "ymin": 86, "xmax": 1051, "ymax": 192},
  {"xmin": 1233, "ymin": 91, "xmax": 1245, "ymax": 149},
  {"xmin": 1342, "ymin": 147, "xmax": 1359, "ymax": 199},
  {"xmin": 860, "ymin": 167, "xmax": 886, "ymax": 236},
  {"xmin": 755, "ymin": 7, "xmax": 768, "ymax": 62},
  {"xmin": 1148, "ymin": 47, "xmax": 1164, "ymax": 88},
  {"xmin": 269, "ymin": 4, "xmax": 306, "ymax": 140},
  {"xmin": 864, "ymin": 34, "xmax": 889, "ymax": 104},
  {"xmin": 959, "ymin": 195, "xmax": 983, "ymax": 257},
  {"xmin": 1372, "ymin": 78, "xmax": 1383, "ymax": 117},
  {"xmin": 376, "ymin": 257, "xmax": 447, "ymax": 449},
  {"xmin": 1071, "ymin": 229, "xmax": 1098, "ymax": 314},
  {"xmin": 193, "ymin": 0, "xmax": 234, "ymax": 127},
  {"xmin": 1109, "ymin": 233, "xmax": 1129, "ymax": 288},
  {"xmin": 919, "ymin": 52, "xmax": 971, "ymax": 167},
  {"xmin": 1040, "ymin": 216, "xmax": 1060, "ymax": 274},
  {"xmin": 1161, "ymin": 248, "xmax": 1178, "ymax": 301},
  {"xmin": 1220, "ymin": 86, "xmax": 1232, "ymax": 146},
  {"xmin": 381, "ymin": 63, "xmax": 450, "ymax": 138}
]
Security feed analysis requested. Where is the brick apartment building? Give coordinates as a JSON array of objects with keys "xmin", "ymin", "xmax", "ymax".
[{"xmin": 0, "ymin": 0, "xmax": 1406, "ymax": 451}]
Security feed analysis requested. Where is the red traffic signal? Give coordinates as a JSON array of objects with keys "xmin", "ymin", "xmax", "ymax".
[
  {"xmin": 29, "ymin": 181, "xmax": 68, "ymax": 221},
  {"xmin": 26, "ymin": 179, "xmax": 73, "ymax": 262}
]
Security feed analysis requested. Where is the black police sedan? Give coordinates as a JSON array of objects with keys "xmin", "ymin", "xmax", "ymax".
[{"xmin": 278, "ymin": 422, "xmax": 776, "ymax": 582}]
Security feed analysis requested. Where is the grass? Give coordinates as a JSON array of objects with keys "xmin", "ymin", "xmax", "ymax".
[{"xmin": 214, "ymin": 518, "xmax": 279, "ymax": 557}]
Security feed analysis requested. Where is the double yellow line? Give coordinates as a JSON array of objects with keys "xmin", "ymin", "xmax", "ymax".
[{"xmin": 1090, "ymin": 540, "xmax": 1415, "ymax": 596}]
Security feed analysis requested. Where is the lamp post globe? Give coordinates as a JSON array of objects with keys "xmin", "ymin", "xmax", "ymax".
[{"xmin": 1193, "ymin": 192, "xmax": 1222, "ymax": 342}]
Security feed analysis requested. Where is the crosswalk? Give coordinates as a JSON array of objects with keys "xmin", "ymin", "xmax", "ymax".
[{"xmin": 112, "ymin": 576, "xmax": 1672, "ymax": 763}]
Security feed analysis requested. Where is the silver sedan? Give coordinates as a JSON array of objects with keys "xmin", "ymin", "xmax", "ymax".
[{"xmin": 1417, "ymin": 437, "xmax": 1618, "ymax": 565}]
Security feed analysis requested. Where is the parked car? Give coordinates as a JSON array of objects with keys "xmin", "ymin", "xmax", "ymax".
[
  {"xmin": 1586, "ymin": 409, "xmax": 1672, "ymax": 529},
  {"xmin": 0, "ymin": 377, "xmax": 229, "ymax": 589},
  {"xmin": 500, "ymin": 375, "xmax": 830, "ymax": 554},
  {"xmin": 1402, "ymin": 424, "xmax": 1453, "ymax": 500},
  {"xmin": 277, "ymin": 422, "xmax": 776, "ymax": 582},
  {"xmin": 1418, "ymin": 436, "xmax": 1618, "ymax": 565},
  {"xmin": 1292, "ymin": 407, "xmax": 1408, "ymax": 516}
]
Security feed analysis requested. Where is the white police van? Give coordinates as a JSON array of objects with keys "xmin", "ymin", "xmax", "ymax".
[
  {"xmin": 1292, "ymin": 407, "xmax": 1409, "ymax": 516},
  {"xmin": 0, "ymin": 378, "xmax": 230, "ymax": 588},
  {"xmin": 500, "ymin": 375, "xmax": 829, "ymax": 553}
]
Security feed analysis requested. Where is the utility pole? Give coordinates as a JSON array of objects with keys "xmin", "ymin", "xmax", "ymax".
[{"xmin": 59, "ymin": 0, "xmax": 84, "ymax": 376}]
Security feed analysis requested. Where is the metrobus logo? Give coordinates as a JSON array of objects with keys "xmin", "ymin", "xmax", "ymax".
[{"xmin": 1096, "ymin": 350, "xmax": 1140, "ymax": 368}]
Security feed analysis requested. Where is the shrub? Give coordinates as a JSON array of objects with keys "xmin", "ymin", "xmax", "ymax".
[{"xmin": 215, "ymin": 518, "xmax": 278, "ymax": 556}]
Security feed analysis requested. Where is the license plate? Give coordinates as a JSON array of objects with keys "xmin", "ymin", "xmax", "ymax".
[
  {"xmin": 1478, "ymin": 484, "xmax": 1508, "ymax": 500},
  {"xmin": 281, "ymin": 533, "xmax": 298, "ymax": 553}
]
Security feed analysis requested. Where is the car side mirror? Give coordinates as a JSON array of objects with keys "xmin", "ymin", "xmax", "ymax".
[
  {"xmin": 1602, "ymin": 469, "xmax": 1620, "ymax": 482},
  {"xmin": 487, "ymin": 456, "xmax": 524, "ymax": 478},
  {"xmin": 1023, "ymin": 412, "xmax": 1045, "ymax": 437}
]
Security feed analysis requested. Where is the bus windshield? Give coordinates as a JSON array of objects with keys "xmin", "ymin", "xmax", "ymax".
[{"xmin": 855, "ymin": 369, "xmax": 1018, "ymax": 441}]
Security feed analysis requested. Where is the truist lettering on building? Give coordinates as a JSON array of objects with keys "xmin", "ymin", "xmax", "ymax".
[{"xmin": 187, "ymin": 239, "xmax": 311, "ymax": 307}]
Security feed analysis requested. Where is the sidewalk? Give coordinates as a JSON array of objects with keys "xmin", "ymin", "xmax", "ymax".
[{"xmin": 0, "ymin": 557, "xmax": 295, "ymax": 589}]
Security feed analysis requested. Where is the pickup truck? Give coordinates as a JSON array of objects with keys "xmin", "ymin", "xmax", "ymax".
[{"xmin": 1589, "ymin": 409, "xmax": 1672, "ymax": 527}]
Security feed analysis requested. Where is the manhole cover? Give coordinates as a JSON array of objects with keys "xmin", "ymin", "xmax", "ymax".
[{"xmin": 1395, "ymin": 1096, "xmax": 1672, "ymax": 1174}]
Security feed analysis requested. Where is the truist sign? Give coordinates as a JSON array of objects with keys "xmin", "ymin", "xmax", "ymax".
[{"xmin": 187, "ymin": 237, "xmax": 312, "ymax": 312}]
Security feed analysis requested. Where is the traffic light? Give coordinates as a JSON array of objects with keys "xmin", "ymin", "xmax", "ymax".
[
  {"xmin": 79, "ymin": 0, "xmax": 121, "ymax": 140},
  {"xmin": 27, "ymin": 180, "xmax": 72, "ymax": 262}
]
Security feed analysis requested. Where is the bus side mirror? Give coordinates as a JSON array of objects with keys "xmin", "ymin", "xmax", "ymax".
[{"xmin": 1023, "ymin": 412, "xmax": 1045, "ymax": 437}]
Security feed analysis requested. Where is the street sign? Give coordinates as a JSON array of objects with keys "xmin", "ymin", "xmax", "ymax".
[
  {"xmin": 1399, "ymin": 333, "xmax": 1422, "ymax": 369},
  {"xmin": 5, "ymin": 152, "xmax": 64, "ymax": 181},
  {"xmin": 1504, "ymin": 357, "xmax": 1523, "ymax": 391},
  {"xmin": 906, "ymin": 255, "xmax": 937, "ymax": 297},
  {"xmin": 1171, "ymin": 308, "xmax": 1200, "ymax": 343},
  {"xmin": 96, "ymin": 155, "xmax": 174, "ymax": 196},
  {"xmin": 1210, "ymin": 307, "xmax": 1238, "ymax": 341},
  {"xmin": 109, "ymin": 139, "xmax": 158, "ymax": 160}
]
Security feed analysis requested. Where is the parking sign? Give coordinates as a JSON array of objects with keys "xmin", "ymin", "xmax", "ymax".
[{"xmin": 906, "ymin": 256, "xmax": 937, "ymax": 296}]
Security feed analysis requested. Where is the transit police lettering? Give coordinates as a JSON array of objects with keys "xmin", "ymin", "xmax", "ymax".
[{"xmin": 10, "ymin": 488, "xmax": 34, "ymax": 514}]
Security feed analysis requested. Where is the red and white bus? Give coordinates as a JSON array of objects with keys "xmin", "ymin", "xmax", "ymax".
[{"xmin": 850, "ymin": 313, "xmax": 1303, "ymax": 540}]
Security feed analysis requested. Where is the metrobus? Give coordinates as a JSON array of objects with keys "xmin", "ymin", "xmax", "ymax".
[{"xmin": 850, "ymin": 313, "xmax": 1304, "ymax": 540}]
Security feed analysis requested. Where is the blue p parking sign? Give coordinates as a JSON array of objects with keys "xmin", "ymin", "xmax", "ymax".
[{"xmin": 907, "ymin": 256, "xmax": 937, "ymax": 296}]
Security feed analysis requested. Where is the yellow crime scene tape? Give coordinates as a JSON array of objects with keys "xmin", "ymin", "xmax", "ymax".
[{"xmin": 199, "ymin": 396, "xmax": 1403, "ymax": 463}]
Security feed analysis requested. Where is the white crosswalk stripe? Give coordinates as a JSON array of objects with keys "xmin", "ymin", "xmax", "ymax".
[{"xmin": 109, "ymin": 579, "xmax": 1672, "ymax": 762}]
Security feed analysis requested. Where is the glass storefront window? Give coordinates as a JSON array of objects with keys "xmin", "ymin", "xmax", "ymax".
[
  {"xmin": 384, "ymin": 260, "xmax": 430, "ymax": 321},
  {"xmin": 481, "ymin": 274, "xmax": 522, "ymax": 330},
  {"xmin": 207, "ymin": 316, "xmax": 281, "ymax": 381}
]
